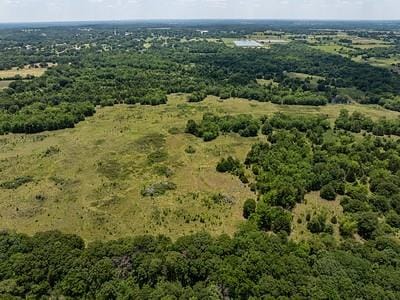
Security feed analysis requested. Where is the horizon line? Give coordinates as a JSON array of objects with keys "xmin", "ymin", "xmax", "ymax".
[{"xmin": 1, "ymin": 18, "xmax": 400, "ymax": 26}]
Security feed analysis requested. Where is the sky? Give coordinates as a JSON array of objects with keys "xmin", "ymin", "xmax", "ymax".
[{"xmin": 0, "ymin": 0, "xmax": 399, "ymax": 23}]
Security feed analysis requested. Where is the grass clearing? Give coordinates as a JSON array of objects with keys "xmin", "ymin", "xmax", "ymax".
[
  {"xmin": 256, "ymin": 79, "xmax": 279, "ymax": 87},
  {"xmin": 291, "ymin": 192, "xmax": 343, "ymax": 242},
  {"xmin": 0, "ymin": 80, "xmax": 12, "ymax": 89},
  {"xmin": 0, "ymin": 66, "xmax": 47, "ymax": 79},
  {"xmin": 286, "ymin": 72, "xmax": 325, "ymax": 84},
  {"xmin": 222, "ymin": 38, "xmax": 237, "ymax": 47},
  {"xmin": 0, "ymin": 95, "xmax": 398, "ymax": 242}
]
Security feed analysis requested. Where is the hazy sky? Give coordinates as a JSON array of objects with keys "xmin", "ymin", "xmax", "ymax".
[{"xmin": 0, "ymin": 0, "xmax": 399, "ymax": 23}]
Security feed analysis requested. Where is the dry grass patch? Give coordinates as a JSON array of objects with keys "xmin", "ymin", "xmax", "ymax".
[
  {"xmin": 0, "ymin": 66, "xmax": 48, "ymax": 79},
  {"xmin": 291, "ymin": 192, "xmax": 343, "ymax": 242}
]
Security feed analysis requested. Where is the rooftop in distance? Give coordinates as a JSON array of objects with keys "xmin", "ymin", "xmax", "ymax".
[{"xmin": 234, "ymin": 40, "xmax": 262, "ymax": 47}]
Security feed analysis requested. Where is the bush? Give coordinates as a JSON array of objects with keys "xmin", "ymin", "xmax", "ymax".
[
  {"xmin": 188, "ymin": 91, "xmax": 207, "ymax": 103},
  {"xmin": 339, "ymin": 216, "xmax": 357, "ymax": 237},
  {"xmin": 0, "ymin": 176, "xmax": 34, "ymax": 189},
  {"xmin": 216, "ymin": 156, "xmax": 241, "ymax": 173},
  {"xmin": 185, "ymin": 145, "xmax": 196, "ymax": 154},
  {"xmin": 202, "ymin": 131, "xmax": 218, "ymax": 142},
  {"xmin": 261, "ymin": 121, "xmax": 273, "ymax": 135},
  {"xmin": 141, "ymin": 182, "xmax": 177, "ymax": 197},
  {"xmin": 185, "ymin": 120, "xmax": 199, "ymax": 136},
  {"xmin": 320, "ymin": 184, "xmax": 336, "ymax": 200},
  {"xmin": 147, "ymin": 150, "xmax": 168, "ymax": 164},
  {"xmin": 307, "ymin": 214, "xmax": 328, "ymax": 234},
  {"xmin": 386, "ymin": 210, "xmax": 400, "ymax": 229},
  {"xmin": 255, "ymin": 203, "xmax": 292, "ymax": 234},
  {"xmin": 243, "ymin": 199, "xmax": 256, "ymax": 219},
  {"xmin": 357, "ymin": 212, "xmax": 379, "ymax": 239},
  {"xmin": 153, "ymin": 165, "xmax": 174, "ymax": 178},
  {"xmin": 211, "ymin": 193, "xmax": 236, "ymax": 205}
]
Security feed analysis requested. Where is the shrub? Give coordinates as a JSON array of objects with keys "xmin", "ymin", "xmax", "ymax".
[
  {"xmin": 216, "ymin": 156, "xmax": 241, "ymax": 173},
  {"xmin": 185, "ymin": 145, "xmax": 196, "ymax": 154},
  {"xmin": 141, "ymin": 182, "xmax": 177, "ymax": 197},
  {"xmin": 185, "ymin": 120, "xmax": 199, "ymax": 136},
  {"xmin": 154, "ymin": 165, "xmax": 174, "ymax": 178},
  {"xmin": 320, "ymin": 184, "xmax": 336, "ymax": 200},
  {"xmin": 261, "ymin": 120, "xmax": 273, "ymax": 135},
  {"xmin": 168, "ymin": 127, "xmax": 180, "ymax": 135},
  {"xmin": 307, "ymin": 214, "xmax": 328, "ymax": 234},
  {"xmin": 202, "ymin": 131, "xmax": 219, "ymax": 142},
  {"xmin": 339, "ymin": 216, "xmax": 357, "ymax": 237},
  {"xmin": 147, "ymin": 150, "xmax": 168, "ymax": 164},
  {"xmin": 211, "ymin": 193, "xmax": 236, "ymax": 205},
  {"xmin": 0, "ymin": 176, "xmax": 34, "ymax": 189},
  {"xmin": 255, "ymin": 203, "xmax": 292, "ymax": 234},
  {"xmin": 386, "ymin": 210, "xmax": 400, "ymax": 229},
  {"xmin": 188, "ymin": 91, "xmax": 207, "ymax": 103},
  {"xmin": 243, "ymin": 199, "xmax": 256, "ymax": 219},
  {"xmin": 356, "ymin": 212, "xmax": 379, "ymax": 239}
]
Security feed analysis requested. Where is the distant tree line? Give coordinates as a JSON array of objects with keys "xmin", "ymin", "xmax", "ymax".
[
  {"xmin": 1, "ymin": 34, "xmax": 400, "ymax": 134},
  {"xmin": 335, "ymin": 109, "xmax": 400, "ymax": 136}
]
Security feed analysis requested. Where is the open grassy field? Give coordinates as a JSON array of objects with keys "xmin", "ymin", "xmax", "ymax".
[
  {"xmin": 286, "ymin": 72, "xmax": 325, "ymax": 85},
  {"xmin": 221, "ymin": 38, "xmax": 237, "ymax": 47},
  {"xmin": 0, "ymin": 80, "xmax": 12, "ymax": 89},
  {"xmin": 256, "ymin": 78, "xmax": 279, "ymax": 87},
  {"xmin": 0, "ymin": 95, "xmax": 398, "ymax": 242},
  {"xmin": 291, "ymin": 192, "xmax": 343, "ymax": 242},
  {"xmin": 0, "ymin": 66, "xmax": 47, "ymax": 79}
]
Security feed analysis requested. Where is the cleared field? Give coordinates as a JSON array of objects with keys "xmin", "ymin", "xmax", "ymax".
[
  {"xmin": 0, "ymin": 80, "xmax": 12, "ymax": 89},
  {"xmin": 291, "ymin": 192, "xmax": 343, "ymax": 242},
  {"xmin": 286, "ymin": 72, "xmax": 325, "ymax": 85},
  {"xmin": 311, "ymin": 44, "xmax": 351, "ymax": 57},
  {"xmin": 222, "ymin": 38, "xmax": 237, "ymax": 47},
  {"xmin": 0, "ymin": 95, "xmax": 398, "ymax": 242},
  {"xmin": 257, "ymin": 78, "xmax": 279, "ymax": 87},
  {"xmin": 367, "ymin": 57, "xmax": 400, "ymax": 68},
  {"xmin": 352, "ymin": 44, "xmax": 391, "ymax": 49},
  {"xmin": 0, "ymin": 66, "xmax": 47, "ymax": 79}
]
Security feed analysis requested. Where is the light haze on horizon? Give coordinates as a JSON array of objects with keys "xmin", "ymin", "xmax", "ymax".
[{"xmin": 0, "ymin": 0, "xmax": 399, "ymax": 23}]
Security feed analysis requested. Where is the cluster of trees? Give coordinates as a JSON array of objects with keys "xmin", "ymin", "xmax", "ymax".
[
  {"xmin": 187, "ymin": 91, "xmax": 207, "ymax": 103},
  {"xmin": 267, "ymin": 112, "xmax": 330, "ymax": 132},
  {"xmin": 242, "ymin": 123, "xmax": 400, "ymax": 240},
  {"xmin": 0, "ymin": 102, "xmax": 95, "ymax": 134},
  {"xmin": 382, "ymin": 97, "xmax": 400, "ymax": 112},
  {"xmin": 185, "ymin": 113, "xmax": 260, "ymax": 141},
  {"xmin": 185, "ymin": 83, "xmax": 329, "ymax": 106},
  {"xmin": 187, "ymin": 112, "xmax": 400, "ymax": 240},
  {"xmin": 335, "ymin": 109, "xmax": 400, "ymax": 136},
  {"xmin": 187, "ymin": 112, "xmax": 331, "ymax": 143},
  {"xmin": 216, "ymin": 156, "xmax": 248, "ymax": 184},
  {"xmin": 1, "ymin": 229, "xmax": 400, "ymax": 299}
]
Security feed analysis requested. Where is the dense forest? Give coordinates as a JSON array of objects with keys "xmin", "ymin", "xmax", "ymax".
[{"xmin": 0, "ymin": 229, "xmax": 399, "ymax": 299}]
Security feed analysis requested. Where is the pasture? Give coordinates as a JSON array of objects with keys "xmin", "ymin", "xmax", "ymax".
[{"xmin": 0, "ymin": 94, "xmax": 398, "ymax": 242}]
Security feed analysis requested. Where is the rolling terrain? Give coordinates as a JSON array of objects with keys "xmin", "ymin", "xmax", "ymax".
[{"xmin": 1, "ymin": 94, "xmax": 398, "ymax": 241}]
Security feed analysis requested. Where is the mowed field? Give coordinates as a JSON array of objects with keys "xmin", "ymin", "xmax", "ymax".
[{"xmin": 0, "ymin": 95, "xmax": 399, "ymax": 242}]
